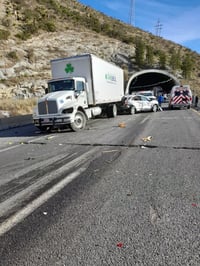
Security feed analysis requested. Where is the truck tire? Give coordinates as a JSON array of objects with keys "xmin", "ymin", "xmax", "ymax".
[
  {"xmin": 69, "ymin": 111, "xmax": 86, "ymax": 131},
  {"xmin": 107, "ymin": 104, "xmax": 117, "ymax": 118}
]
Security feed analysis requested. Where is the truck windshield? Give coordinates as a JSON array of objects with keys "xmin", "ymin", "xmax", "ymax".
[{"xmin": 48, "ymin": 80, "xmax": 75, "ymax": 92}]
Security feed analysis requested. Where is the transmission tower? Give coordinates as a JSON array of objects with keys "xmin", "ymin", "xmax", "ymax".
[
  {"xmin": 155, "ymin": 19, "xmax": 163, "ymax": 36},
  {"xmin": 129, "ymin": 0, "xmax": 135, "ymax": 26}
]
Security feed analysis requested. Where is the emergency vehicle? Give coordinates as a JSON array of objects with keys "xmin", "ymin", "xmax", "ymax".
[{"xmin": 168, "ymin": 85, "xmax": 192, "ymax": 109}]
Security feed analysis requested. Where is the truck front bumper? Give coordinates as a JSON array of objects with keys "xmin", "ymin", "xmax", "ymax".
[{"xmin": 33, "ymin": 116, "xmax": 73, "ymax": 128}]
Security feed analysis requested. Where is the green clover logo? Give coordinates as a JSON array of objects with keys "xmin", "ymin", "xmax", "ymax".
[{"xmin": 65, "ymin": 63, "xmax": 74, "ymax": 74}]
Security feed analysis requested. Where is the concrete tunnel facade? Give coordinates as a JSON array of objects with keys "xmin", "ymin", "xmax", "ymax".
[{"xmin": 125, "ymin": 69, "xmax": 180, "ymax": 95}]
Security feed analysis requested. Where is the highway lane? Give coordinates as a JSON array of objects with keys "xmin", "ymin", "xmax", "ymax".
[{"xmin": 0, "ymin": 108, "xmax": 200, "ymax": 265}]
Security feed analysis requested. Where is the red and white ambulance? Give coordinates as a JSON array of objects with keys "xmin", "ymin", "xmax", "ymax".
[{"xmin": 168, "ymin": 85, "xmax": 192, "ymax": 109}]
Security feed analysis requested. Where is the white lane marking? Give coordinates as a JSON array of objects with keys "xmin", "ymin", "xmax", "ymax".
[
  {"xmin": 0, "ymin": 168, "xmax": 86, "ymax": 236},
  {"xmin": 0, "ymin": 144, "xmax": 20, "ymax": 153},
  {"xmin": 140, "ymin": 116, "xmax": 150, "ymax": 124},
  {"xmin": 192, "ymin": 109, "xmax": 200, "ymax": 116}
]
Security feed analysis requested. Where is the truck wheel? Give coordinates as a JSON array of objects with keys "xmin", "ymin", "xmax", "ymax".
[
  {"xmin": 129, "ymin": 106, "xmax": 136, "ymax": 115},
  {"xmin": 70, "ymin": 111, "xmax": 86, "ymax": 131},
  {"xmin": 107, "ymin": 104, "xmax": 117, "ymax": 118},
  {"xmin": 152, "ymin": 104, "xmax": 158, "ymax": 112}
]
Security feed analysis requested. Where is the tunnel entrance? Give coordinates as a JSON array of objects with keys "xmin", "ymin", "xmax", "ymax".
[{"xmin": 126, "ymin": 69, "xmax": 180, "ymax": 95}]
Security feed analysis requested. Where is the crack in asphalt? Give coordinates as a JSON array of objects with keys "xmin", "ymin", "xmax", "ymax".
[{"xmin": 24, "ymin": 141, "xmax": 200, "ymax": 150}]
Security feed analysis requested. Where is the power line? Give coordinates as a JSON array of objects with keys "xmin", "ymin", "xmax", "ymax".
[
  {"xmin": 155, "ymin": 19, "xmax": 163, "ymax": 36},
  {"xmin": 129, "ymin": 0, "xmax": 135, "ymax": 26}
]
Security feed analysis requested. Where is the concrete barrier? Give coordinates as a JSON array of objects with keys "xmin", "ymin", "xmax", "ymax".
[{"xmin": 0, "ymin": 114, "xmax": 32, "ymax": 131}]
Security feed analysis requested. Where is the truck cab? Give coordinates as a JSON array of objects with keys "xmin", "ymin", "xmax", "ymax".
[
  {"xmin": 33, "ymin": 77, "xmax": 90, "ymax": 132},
  {"xmin": 47, "ymin": 77, "xmax": 88, "ymax": 108}
]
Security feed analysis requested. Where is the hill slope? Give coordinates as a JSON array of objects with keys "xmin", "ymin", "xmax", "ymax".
[{"xmin": 0, "ymin": 0, "xmax": 200, "ymax": 101}]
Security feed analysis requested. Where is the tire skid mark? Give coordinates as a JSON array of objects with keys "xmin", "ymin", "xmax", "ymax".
[{"xmin": 0, "ymin": 147, "xmax": 99, "ymax": 223}]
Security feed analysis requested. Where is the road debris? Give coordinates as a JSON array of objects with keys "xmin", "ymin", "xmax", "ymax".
[
  {"xmin": 116, "ymin": 242, "xmax": 123, "ymax": 248},
  {"xmin": 25, "ymin": 157, "xmax": 35, "ymax": 160},
  {"xmin": 192, "ymin": 203, "xmax": 197, "ymax": 207},
  {"xmin": 118, "ymin": 122, "xmax": 126, "ymax": 128},
  {"xmin": 141, "ymin": 145, "xmax": 147, "ymax": 149},
  {"xmin": 142, "ymin": 136, "xmax": 152, "ymax": 142},
  {"xmin": 46, "ymin": 135, "xmax": 55, "ymax": 140},
  {"xmin": 150, "ymin": 206, "xmax": 159, "ymax": 224}
]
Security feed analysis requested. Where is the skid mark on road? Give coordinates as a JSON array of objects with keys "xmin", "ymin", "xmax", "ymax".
[
  {"xmin": 0, "ymin": 168, "xmax": 86, "ymax": 237},
  {"xmin": 0, "ymin": 147, "xmax": 100, "ymax": 236}
]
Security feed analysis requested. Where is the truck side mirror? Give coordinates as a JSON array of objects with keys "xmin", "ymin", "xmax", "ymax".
[{"xmin": 45, "ymin": 88, "xmax": 48, "ymax": 94}]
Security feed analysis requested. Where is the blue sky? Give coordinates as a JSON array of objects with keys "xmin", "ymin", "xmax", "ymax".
[{"xmin": 78, "ymin": 0, "xmax": 200, "ymax": 54}]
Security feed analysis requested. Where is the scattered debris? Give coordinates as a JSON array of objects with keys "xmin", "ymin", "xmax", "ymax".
[
  {"xmin": 192, "ymin": 203, "xmax": 197, "ymax": 207},
  {"xmin": 150, "ymin": 206, "xmax": 159, "ymax": 224},
  {"xmin": 25, "ymin": 157, "xmax": 35, "ymax": 160},
  {"xmin": 118, "ymin": 122, "xmax": 126, "ymax": 128},
  {"xmin": 46, "ymin": 135, "xmax": 55, "ymax": 140},
  {"xmin": 142, "ymin": 136, "xmax": 152, "ymax": 142},
  {"xmin": 141, "ymin": 145, "xmax": 147, "ymax": 149},
  {"xmin": 117, "ymin": 242, "xmax": 123, "ymax": 248}
]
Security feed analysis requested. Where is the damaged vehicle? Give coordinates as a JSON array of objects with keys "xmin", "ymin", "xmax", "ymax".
[{"xmin": 119, "ymin": 94, "xmax": 159, "ymax": 114}]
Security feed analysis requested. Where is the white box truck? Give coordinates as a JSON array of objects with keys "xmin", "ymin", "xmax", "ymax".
[{"xmin": 33, "ymin": 54, "xmax": 124, "ymax": 131}]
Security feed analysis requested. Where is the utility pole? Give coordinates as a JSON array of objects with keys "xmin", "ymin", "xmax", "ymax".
[
  {"xmin": 155, "ymin": 19, "xmax": 163, "ymax": 36},
  {"xmin": 129, "ymin": 0, "xmax": 135, "ymax": 26}
]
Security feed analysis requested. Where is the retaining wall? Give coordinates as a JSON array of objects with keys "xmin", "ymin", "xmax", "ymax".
[{"xmin": 0, "ymin": 115, "xmax": 32, "ymax": 131}]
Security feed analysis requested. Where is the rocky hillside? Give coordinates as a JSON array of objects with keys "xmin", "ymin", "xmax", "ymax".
[{"xmin": 0, "ymin": 0, "xmax": 200, "ymax": 101}]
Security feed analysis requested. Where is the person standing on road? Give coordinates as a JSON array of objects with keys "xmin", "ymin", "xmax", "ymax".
[
  {"xmin": 158, "ymin": 94, "xmax": 164, "ymax": 111},
  {"xmin": 195, "ymin": 95, "xmax": 198, "ymax": 107}
]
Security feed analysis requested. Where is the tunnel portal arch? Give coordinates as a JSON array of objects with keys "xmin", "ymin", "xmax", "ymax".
[{"xmin": 125, "ymin": 69, "xmax": 180, "ymax": 95}]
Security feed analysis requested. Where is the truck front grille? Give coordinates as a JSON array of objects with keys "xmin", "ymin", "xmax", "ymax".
[{"xmin": 38, "ymin": 100, "xmax": 58, "ymax": 114}]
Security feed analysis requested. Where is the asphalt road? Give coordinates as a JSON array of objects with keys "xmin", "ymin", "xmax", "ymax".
[{"xmin": 0, "ymin": 107, "xmax": 200, "ymax": 266}]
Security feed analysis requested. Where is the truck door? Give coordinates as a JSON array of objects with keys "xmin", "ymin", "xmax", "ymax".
[{"xmin": 75, "ymin": 81, "xmax": 88, "ymax": 107}]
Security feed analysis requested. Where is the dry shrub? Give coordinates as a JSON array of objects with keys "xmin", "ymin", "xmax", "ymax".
[{"xmin": 0, "ymin": 98, "xmax": 37, "ymax": 116}]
